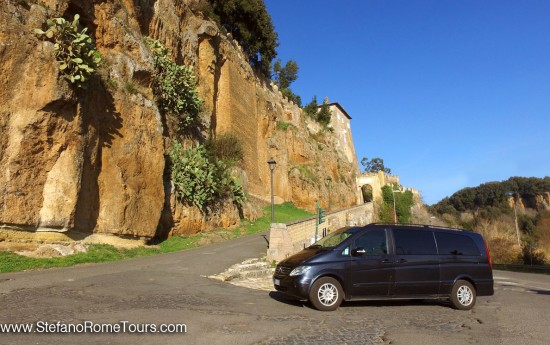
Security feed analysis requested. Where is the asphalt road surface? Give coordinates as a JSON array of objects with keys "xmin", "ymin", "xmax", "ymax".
[{"xmin": 1, "ymin": 233, "xmax": 549, "ymax": 345}]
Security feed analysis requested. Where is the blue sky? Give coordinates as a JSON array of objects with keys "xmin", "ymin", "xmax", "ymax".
[{"xmin": 264, "ymin": 0, "xmax": 550, "ymax": 205}]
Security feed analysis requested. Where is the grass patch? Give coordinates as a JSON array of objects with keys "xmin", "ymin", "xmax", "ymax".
[
  {"xmin": 292, "ymin": 165, "xmax": 317, "ymax": 182},
  {"xmin": 239, "ymin": 202, "xmax": 312, "ymax": 235},
  {"xmin": 0, "ymin": 203, "xmax": 311, "ymax": 274},
  {"xmin": 124, "ymin": 80, "xmax": 139, "ymax": 94},
  {"xmin": 276, "ymin": 121, "xmax": 294, "ymax": 131}
]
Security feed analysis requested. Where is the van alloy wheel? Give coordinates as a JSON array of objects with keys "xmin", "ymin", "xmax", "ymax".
[
  {"xmin": 450, "ymin": 280, "xmax": 476, "ymax": 310},
  {"xmin": 309, "ymin": 277, "xmax": 344, "ymax": 311},
  {"xmin": 318, "ymin": 283, "xmax": 338, "ymax": 306}
]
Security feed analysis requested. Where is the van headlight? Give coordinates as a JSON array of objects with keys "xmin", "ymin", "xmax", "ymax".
[{"xmin": 289, "ymin": 266, "xmax": 311, "ymax": 276}]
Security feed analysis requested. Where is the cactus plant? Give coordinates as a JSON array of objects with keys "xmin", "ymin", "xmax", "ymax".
[{"xmin": 35, "ymin": 14, "xmax": 101, "ymax": 87}]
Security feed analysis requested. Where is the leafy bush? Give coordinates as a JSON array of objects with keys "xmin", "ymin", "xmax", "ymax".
[
  {"xmin": 276, "ymin": 121, "xmax": 293, "ymax": 131},
  {"xmin": 146, "ymin": 38, "xmax": 202, "ymax": 131},
  {"xmin": 281, "ymin": 88, "xmax": 302, "ymax": 106},
  {"xmin": 292, "ymin": 165, "xmax": 316, "ymax": 182},
  {"xmin": 317, "ymin": 102, "xmax": 331, "ymax": 126},
  {"xmin": 169, "ymin": 141, "xmax": 245, "ymax": 210},
  {"xmin": 35, "ymin": 14, "xmax": 101, "ymax": 87},
  {"xmin": 303, "ymin": 96, "xmax": 319, "ymax": 118},
  {"xmin": 380, "ymin": 185, "xmax": 415, "ymax": 223},
  {"xmin": 302, "ymin": 96, "xmax": 331, "ymax": 126},
  {"xmin": 170, "ymin": 142, "xmax": 216, "ymax": 208}
]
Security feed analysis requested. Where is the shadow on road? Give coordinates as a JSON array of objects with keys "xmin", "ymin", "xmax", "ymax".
[
  {"xmin": 529, "ymin": 289, "xmax": 550, "ymax": 295},
  {"xmin": 268, "ymin": 291, "xmax": 307, "ymax": 308},
  {"xmin": 341, "ymin": 299, "xmax": 449, "ymax": 309},
  {"xmin": 268, "ymin": 291, "xmax": 452, "ymax": 310}
]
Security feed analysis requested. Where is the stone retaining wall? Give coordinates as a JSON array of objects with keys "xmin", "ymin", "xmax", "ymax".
[{"xmin": 267, "ymin": 203, "xmax": 375, "ymax": 262}]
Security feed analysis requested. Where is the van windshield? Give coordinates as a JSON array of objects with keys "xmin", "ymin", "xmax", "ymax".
[{"xmin": 309, "ymin": 227, "xmax": 354, "ymax": 249}]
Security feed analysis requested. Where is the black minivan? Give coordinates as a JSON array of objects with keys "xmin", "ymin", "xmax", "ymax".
[{"xmin": 273, "ymin": 223, "xmax": 493, "ymax": 311}]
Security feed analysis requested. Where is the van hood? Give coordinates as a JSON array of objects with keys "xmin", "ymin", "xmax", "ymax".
[{"xmin": 280, "ymin": 247, "xmax": 329, "ymax": 267}]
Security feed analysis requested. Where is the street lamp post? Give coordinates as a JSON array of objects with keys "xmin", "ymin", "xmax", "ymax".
[
  {"xmin": 267, "ymin": 158, "xmax": 277, "ymax": 223},
  {"xmin": 507, "ymin": 191, "xmax": 521, "ymax": 246},
  {"xmin": 326, "ymin": 176, "xmax": 332, "ymax": 211},
  {"xmin": 392, "ymin": 188, "xmax": 403, "ymax": 223}
]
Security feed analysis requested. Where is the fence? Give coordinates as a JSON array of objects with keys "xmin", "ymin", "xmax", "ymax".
[{"xmin": 266, "ymin": 202, "xmax": 375, "ymax": 262}]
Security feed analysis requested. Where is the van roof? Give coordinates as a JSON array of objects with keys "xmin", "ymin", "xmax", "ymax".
[{"xmin": 367, "ymin": 223, "xmax": 466, "ymax": 232}]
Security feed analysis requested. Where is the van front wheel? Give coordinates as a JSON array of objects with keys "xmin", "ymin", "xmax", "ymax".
[
  {"xmin": 309, "ymin": 277, "xmax": 343, "ymax": 311},
  {"xmin": 450, "ymin": 280, "xmax": 476, "ymax": 310}
]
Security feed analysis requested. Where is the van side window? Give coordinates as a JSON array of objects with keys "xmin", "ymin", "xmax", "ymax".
[
  {"xmin": 435, "ymin": 233, "xmax": 480, "ymax": 256},
  {"xmin": 393, "ymin": 229, "xmax": 437, "ymax": 255},
  {"xmin": 354, "ymin": 230, "xmax": 387, "ymax": 255}
]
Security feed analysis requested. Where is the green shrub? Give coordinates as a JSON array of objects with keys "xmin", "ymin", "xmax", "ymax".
[
  {"xmin": 106, "ymin": 78, "xmax": 118, "ymax": 90},
  {"xmin": 276, "ymin": 121, "xmax": 292, "ymax": 131},
  {"xmin": 124, "ymin": 81, "xmax": 138, "ymax": 94},
  {"xmin": 317, "ymin": 102, "xmax": 331, "ymax": 126},
  {"xmin": 169, "ymin": 141, "xmax": 245, "ymax": 209},
  {"xmin": 293, "ymin": 165, "xmax": 316, "ymax": 182},
  {"xmin": 35, "ymin": 14, "xmax": 101, "ymax": 87},
  {"xmin": 303, "ymin": 96, "xmax": 318, "ymax": 118},
  {"xmin": 302, "ymin": 95, "xmax": 331, "ymax": 126},
  {"xmin": 146, "ymin": 38, "xmax": 202, "ymax": 131},
  {"xmin": 170, "ymin": 142, "xmax": 216, "ymax": 208},
  {"xmin": 380, "ymin": 185, "xmax": 415, "ymax": 223}
]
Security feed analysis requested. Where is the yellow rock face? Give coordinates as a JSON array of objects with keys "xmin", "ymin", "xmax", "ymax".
[{"xmin": 0, "ymin": 0, "xmax": 360, "ymax": 241}]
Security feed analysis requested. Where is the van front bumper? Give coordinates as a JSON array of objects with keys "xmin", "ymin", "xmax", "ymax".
[{"xmin": 273, "ymin": 275, "xmax": 311, "ymax": 300}]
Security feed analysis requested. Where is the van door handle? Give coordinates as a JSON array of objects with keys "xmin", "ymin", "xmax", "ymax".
[
  {"xmin": 381, "ymin": 259, "xmax": 394, "ymax": 264},
  {"xmin": 396, "ymin": 259, "xmax": 407, "ymax": 263}
]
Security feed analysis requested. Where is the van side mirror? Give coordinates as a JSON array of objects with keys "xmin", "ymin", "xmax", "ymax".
[{"xmin": 352, "ymin": 248, "xmax": 366, "ymax": 256}]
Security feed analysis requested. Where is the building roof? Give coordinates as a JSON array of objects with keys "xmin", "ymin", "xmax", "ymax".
[{"xmin": 321, "ymin": 102, "xmax": 352, "ymax": 120}]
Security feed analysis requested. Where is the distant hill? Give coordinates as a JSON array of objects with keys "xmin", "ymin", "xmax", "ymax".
[
  {"xmin": 430, "ymin": 176, "xmax": 550, "ymax": 219},
  {"xmin": 429, "ymin": 176, "xmax": 550, "ymax": 265}
]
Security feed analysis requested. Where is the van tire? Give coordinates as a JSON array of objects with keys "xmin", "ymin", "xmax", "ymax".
[
  {"xmin": 450, "ymin": 280, "xmax": 476, "ymax": 310},
  {"xmin": 309, "ymin": 277, "xmax": 343, "ymax": 311}
]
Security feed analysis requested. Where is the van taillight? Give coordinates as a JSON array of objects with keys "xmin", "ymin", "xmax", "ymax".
[{"xmin": 483, "ymin": 240, "xmax": 492, "ymax": 270}]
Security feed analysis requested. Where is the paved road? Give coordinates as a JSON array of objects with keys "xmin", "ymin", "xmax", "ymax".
[{"xmin": 1, "ymin": 233, "xmax": 549, "ymax": 345}]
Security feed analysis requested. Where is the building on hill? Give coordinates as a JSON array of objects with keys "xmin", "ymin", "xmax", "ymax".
[
  {"xmin": 357, "ymin": 171, "xmax": 420, "ymax": 204},
  {"xmin": 325, "ymin": 101, "xmax": 357, "ymax": 165}
]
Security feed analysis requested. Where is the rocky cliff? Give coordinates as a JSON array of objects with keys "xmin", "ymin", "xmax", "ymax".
[
  {"xmin": 0, "ymin": 0, "xmax": 360, "ymax": 241},
  {"xmin": 508, "ymin": 193, "xmax": 550, "ymax": 211}
]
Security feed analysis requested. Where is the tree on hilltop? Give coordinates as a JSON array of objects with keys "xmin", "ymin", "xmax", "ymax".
[
  {"xmin": 273, "ymin": 59, "xmax": 301, "ymax": 106},
  {"xmin": 317, "ymin": 101, "xmax": 331, "ymax": 125},
  {"xmin": 302, "ymin": 96, "xmax": 331, "ymax": 125},
  {"xmin": 303, "ymin": 96, "xmax": 319, "ymax": 118},
  {"xmin": 361, "ymin": 157, "xmax": 391, "ymax": 174},
  {"xmin": 273, "ymin": 59, "xmax": 298, "ymax": 90},
  {"xmin": 211, "ymin": 0, "xmax": 278, "ymax": 77}
]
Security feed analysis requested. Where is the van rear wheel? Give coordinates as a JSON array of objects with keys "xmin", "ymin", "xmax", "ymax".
[
  {"xmin": 450, "ymin": 280, "xmax": 476, "ymax": 310},
  {"xmin": 309, "ymin": 277, "xmax": 343, "ymax": 311}
]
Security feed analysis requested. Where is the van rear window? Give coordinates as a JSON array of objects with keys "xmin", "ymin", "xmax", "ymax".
[{"xmin": 435, "ymin": 233, "xmax": 480, "ymax": 256}]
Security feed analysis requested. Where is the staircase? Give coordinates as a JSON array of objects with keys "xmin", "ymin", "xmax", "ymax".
[{"xmin": 208, "ymin": 257, "xmax": 275, "ymax": 291}]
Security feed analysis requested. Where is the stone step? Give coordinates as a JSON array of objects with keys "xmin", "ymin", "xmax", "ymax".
[
  {"xmin": 237, "ymin": 262, "xmax": 273, "ymax": 272},
  {"xmin": 238, "ymin": 268, "xmax": 274, "ymax": 280},
  {"xmin": 208, "ymin": 257, "xmax": 275, "ymax": 283}
]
